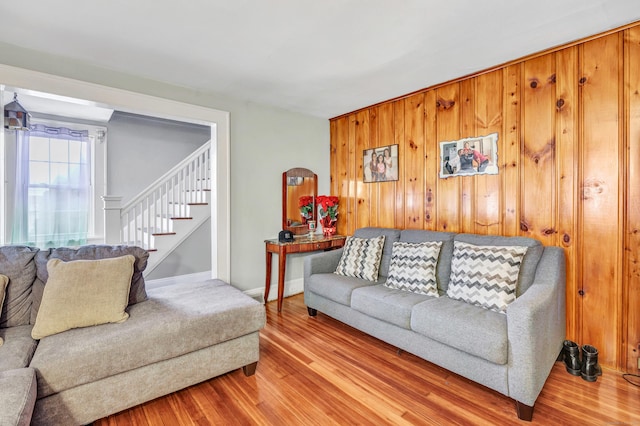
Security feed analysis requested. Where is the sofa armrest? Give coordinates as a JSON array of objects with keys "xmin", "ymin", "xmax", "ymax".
[
  {"xmin": 304, "ymin": 248, "xmax": 344, "ymax": 280},
  {"xmin": 506, "ymin": 246, "xmax": 566, "ymax": 406}
]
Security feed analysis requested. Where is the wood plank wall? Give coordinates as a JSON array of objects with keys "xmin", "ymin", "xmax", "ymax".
[{"xmin": 329, "ymin": 24, "xmax": 640, "ymax": 372}]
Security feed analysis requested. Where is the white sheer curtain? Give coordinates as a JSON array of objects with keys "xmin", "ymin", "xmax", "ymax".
[
  {"xmin": 10, "ymin": 130, "xmax": 30, "ymax": 245},
  {"xmin": 10, "ymin": 124, "xmax": 92, "ymax": 248}
]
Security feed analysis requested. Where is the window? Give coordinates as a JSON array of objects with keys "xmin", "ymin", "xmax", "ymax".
[{"xmin": 9, "ymin": 121, "xmax": 106, "ymax": 248}]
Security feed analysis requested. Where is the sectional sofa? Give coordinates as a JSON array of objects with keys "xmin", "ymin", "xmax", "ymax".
[
  {"xmin": 0, "ymin": 245, "xmax": 265, "ymax": 426},
  {"xmin": 304, "ymin": 227, "xmax": 566, "ymax": 421}
]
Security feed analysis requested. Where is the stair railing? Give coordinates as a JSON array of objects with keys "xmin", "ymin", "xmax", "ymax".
[{"xmin": 117, "ymin": 141, "xmax": 211, "ymax": 250}]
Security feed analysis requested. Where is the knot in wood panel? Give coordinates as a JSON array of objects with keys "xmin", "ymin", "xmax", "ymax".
[
  {"xmin": 542, "ymin": 227, "xmax": 556, "ymax": 236},
  {"xmin": 436, "ymin": 97, "xmax": 455, "ymax": 110},
  {"xmin": 581, "ymin": 178, "xmax": 606, "ymax": 200},
  {"xmin": 523, "ymin": 137, "xmax": 555, "ymax": 165}
]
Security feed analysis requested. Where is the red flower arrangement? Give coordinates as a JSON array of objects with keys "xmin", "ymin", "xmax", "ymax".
[
  {"xmin": 299, "ymin": 195, "xmax": 314, "ymax": 223},
  {"xmin": 316, "ymin": 195, "xmax": 339, "ymax": 234}
]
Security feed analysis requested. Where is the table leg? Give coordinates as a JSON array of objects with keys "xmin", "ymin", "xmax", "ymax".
[
  {"xmin": 277, "ymin": 246, "xmax": 286, "ymax": 312},
  {"xmin": 264, "ymin": 250, "xmax": 272, "ymax": 305}
]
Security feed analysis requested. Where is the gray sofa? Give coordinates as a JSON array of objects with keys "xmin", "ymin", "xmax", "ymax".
[
  {"xmin": 0, "ymin": 245, "xmax": 265, "ymax": 426},
  {"xmin": 304, "ymin": 227, "xmax": 566, "ymax": 421}
]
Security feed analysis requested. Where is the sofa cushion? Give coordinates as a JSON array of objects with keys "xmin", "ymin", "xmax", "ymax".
[
  {"xmin": 399, "ymin": 230, "xmax": 456, "ymax": 292},
  {"xmin": 454, "ymin": 234, "xmax": 543, "ymax": 296},
  {"xmin": 353, "ymin": 227, "xmax": 401, "ymax": 278},
  {"xmin": 33, "ymin": 245, "xmax": 149, "ymax": 309},
  {"xmin": 0, "ymin": 325, "xmax": 37, "ymax": 372},
  {"xmin": 0, "ymin": 368, "xmax": 37, "ymax": 426},
  {"xmin": 411, "ymin": 296, "xmax": 508, "ymax": 364},
  {"xmin": 0, "ymin": 246, "xmax": 39, "ymax": 328},
  {"xmin": 335, "ymin": 235, "xmax": 385, "ymax": 281},
  {"xmin": 31, "ymin": 256, "xmax": 135, "ymax": 339},
  {"xmin": 446, "ymin": 241, "xmax": 528, "ymax": 313},
  {"xmin": 307, "ymin": 273, "xmax": 379, "ymax": 306},
  {"xmin": 352, "ymin": 284, "xmax": 436, "ymax": 329},
  {"xmin": 384, "ymin": 241, "xmax": 442, "ymax": 297},
  {"xmin": 29, "ymin": 279, "xmax": 265, "ymax": 398}
]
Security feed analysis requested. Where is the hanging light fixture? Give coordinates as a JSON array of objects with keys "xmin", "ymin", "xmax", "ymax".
[{"xmin": 4, "ymin": 92, "xmax": 31, "ymax": 130}]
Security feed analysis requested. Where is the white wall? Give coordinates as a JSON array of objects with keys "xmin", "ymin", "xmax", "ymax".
[
  {"xmin": 0, "ymin": 41, "xmax": 330, "ymax": 296},
  {"xmin": 107, "ymin": 111, "xmax": 210, "ymax": 204}
]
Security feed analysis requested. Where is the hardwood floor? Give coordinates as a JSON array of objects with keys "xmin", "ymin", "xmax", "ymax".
[{"xmin": 96, "ymin": 294, "xmax": 640, "ymax": 425}]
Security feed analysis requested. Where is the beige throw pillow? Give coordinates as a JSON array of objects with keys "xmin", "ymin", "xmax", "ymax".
[
  {"xmin": 0, "ymin": 274, "xmax": 8, "ymax": 346},
  {"xmin": 31, "ymin": 255, "xmax": 135, "ymax": 339}
]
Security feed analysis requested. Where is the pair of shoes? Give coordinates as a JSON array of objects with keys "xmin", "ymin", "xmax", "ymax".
[{"xmin": 562, "ymin": 340, "xmax": 603, "ymax": 382}]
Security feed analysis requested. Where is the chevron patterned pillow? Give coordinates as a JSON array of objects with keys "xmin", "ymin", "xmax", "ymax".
[
  {"xmin": 384, "ymin": 241, "xmax": 443, "ymax": 296},
  {"xmin": 334, "ymin": 235, "xmax": 386, "ymax": 281},
  {"xmin": 446, "ymin": 241, "xmax": 528, "ymax": 313}
]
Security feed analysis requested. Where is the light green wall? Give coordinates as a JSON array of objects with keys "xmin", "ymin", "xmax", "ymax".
[{"xmin": 0, "ymin": 41, "xmax": 330, "ymax": 295}]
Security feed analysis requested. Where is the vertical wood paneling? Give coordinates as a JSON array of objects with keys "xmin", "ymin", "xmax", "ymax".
[
  {"xmin": 330, "ymin": 119, "xmax": 338, "ymax": 196},
  {"xmin": 502, "ymin": 64, "xmax": 522, "ymax": 236},
  {"xmin": 377, "ymin": 103, "xmax": 396, "ymax": 228},
  {"xmin": 624, "ymin": 27, "xmax": 640, "ymax": 374},
  {"xmin": 329, "ymin": 22, "xmax": 640, "ymax": 371},
  {"xmin": 334, "ymin": 117, "xmax": 349, "ymax": 236},
  {"xmin": 368, "ymin": 108, "xmax": 380, "ymax": 227},
  {"xmin": 404, "ymin": 93, "xmax": 425, "ymax": 229},
  {"xmin": 435, "ymin": 83, "xmax": 461, "ymax": 232},
  {"xmin": 354, "ymin": 111, "xmax": 370, "ymax": 229},
  {"xmin": 424, "ymin": 90, "xmax": 438, "ymax": 230},
  {"xmin": 459, "ymin": 79, "xmax": 476, "ymax": 232},
  {"xmin": 475, "ymin": 70, "xmax": 503, "ymax": 235},
  {"xmin": 346, "ymin": 115, "xmax": 357, "ymax": 233},
  {"xmin": 556, "ymin": 46, "xmax": 580, "ymax": 342},
  {"xmin": 579, "ymin": 33, "xmax": 623, "ymax": 366},
  {"xmin": 393, "ymin": 100, "xmax": 405, "ymax": 230},
  {"xmin": 522, "ymin": 55, "xmax": 557, "ymax": 243}
]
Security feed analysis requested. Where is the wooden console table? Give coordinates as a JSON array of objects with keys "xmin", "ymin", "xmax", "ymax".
[{"xmin": 264, "ymin": 234, "xmax": 346, "ymax": 312}]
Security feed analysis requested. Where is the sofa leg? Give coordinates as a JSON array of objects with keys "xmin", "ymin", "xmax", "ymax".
[
  {"xmin": 307, "ymin": 307, "xmax": 317, "ymax": 316},
  {"xmin": 516, "ymin": 401, "xmax": 534, "ymax": 421},
  {"xmin": 242, "ymin": 362, "xmax": 258, "ymax": 377}
]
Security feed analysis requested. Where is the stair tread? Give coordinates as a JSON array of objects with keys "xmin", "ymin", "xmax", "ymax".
[
  {"xmin": 152, "ymin": 232, "xmax": 177, "ymax": 236},
  {"xmin": 171, "ymin": 217, "xmax": 193, "ymax": 220}
]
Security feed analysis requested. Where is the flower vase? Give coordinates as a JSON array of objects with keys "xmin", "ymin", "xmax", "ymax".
[
  {"xmin": 323, "ymin": 225, "xmax": 336, "ymax": 237},
  {"xmin": 320, "ymin": 216, "xmax": 337, "ymax": 237}
]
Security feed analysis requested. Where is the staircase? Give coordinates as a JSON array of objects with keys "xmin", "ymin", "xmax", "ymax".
[{"xmin": 106, "ymin": 141, "xmax": 212, "ymax": 276}]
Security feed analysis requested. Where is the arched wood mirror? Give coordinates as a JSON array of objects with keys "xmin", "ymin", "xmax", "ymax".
[{"xmin": 282, "ymin": 167, "xmax": 317, "ymax": 235}]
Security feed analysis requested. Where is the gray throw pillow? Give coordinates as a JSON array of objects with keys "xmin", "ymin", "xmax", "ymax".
[
  {"xmin": 446, "ymin": 241, "xmax": 528, "ymax": 313},
  {"xmin": 384, "ymin": 241, "xmax": 442, "ymax": 297},
  {"xmin": 335, "ymin": 235, "xmax": 385, "ymax": 282}
]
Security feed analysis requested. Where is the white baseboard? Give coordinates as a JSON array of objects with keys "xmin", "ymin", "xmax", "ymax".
[
  {"xmin": 244, "ymin": 278, "xmax": 304, "ymax": 304},
  {"xmin": 145, "ymin": 271, "xmax": 212, "ymax": 289},
  {"xmin": 146, "ymin": 271, "xmax": 303, "ymax": 304}
]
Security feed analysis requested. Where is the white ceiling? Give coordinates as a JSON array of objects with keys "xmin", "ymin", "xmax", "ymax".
[{"xmin": 1, "ymin": 0, "xmax": 640, "ymax": 118}]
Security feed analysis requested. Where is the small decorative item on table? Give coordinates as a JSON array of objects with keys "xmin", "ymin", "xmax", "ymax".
[
  {"xmin": 316, "ymin": 195, "xmax": 339, "ymax": 237},
  {"xmin": 308, "ymin": 220, "xmax": 316, "ymax": 237},
  {"xmin": 299, "ymin": 195, "xmax": 314, "ymax": 224}
]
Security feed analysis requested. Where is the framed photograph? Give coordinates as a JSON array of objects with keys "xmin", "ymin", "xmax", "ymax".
[
  {"xmin": 363, "ymin": 144, "xmax": 399, "ymax": 183},
  {"xmin": 439, "ymin": 133, "xmax": 499, "ymax": 178}
]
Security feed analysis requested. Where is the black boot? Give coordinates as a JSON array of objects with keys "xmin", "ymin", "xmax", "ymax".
[
  {"xmin": 563, "ymin": 340, "xmax": 582, "ymax": 376},
  {"xmin": 581, "ymin": 345, "xmax": 603, "ymax": 382}
]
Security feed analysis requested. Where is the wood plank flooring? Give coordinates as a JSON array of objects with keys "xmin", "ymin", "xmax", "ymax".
[{"xmin": 96, "ymin": 294, "xmax": 640, "ymax": 425}]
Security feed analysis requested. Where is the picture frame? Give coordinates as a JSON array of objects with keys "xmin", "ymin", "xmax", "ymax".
[
  {"xmin": 363, "ymin": 144, "xmax": 399, "ymax": 183},
  {"xmin": 439, "ymin": 133, "xmax": 499, "ymax": 178}
]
